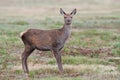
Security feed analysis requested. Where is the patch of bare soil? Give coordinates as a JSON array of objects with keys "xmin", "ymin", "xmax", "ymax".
[{"xmin": 65, "ymin": 46, "xmax": 113, "ymax": 57}]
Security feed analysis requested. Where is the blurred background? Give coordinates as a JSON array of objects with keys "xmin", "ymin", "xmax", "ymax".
[{"xmin": 0, "ymin": 0, "xmax": 120, "ymax": 80}]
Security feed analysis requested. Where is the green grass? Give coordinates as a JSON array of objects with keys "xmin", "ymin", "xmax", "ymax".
[
  {"xmin": 0, "ymin": 18, "xmax": 120, "ymax": 79},
  {"xmin": 118, "ymin": 65, "xmax": 120, "ymax": 71},
  {"xmin": 0, "ymin": 0, "xmax": 120, "ymax": 80},
  {"xmin": 11, "ymin": 20, "xmax": 29, "ymax": 25},
  {"xmin": 48, "ymin": 56, "xmax": 110, "ymax": 65},
  {"xmin": 40, "ymin": 77, "xmax": 84, "ymax": 80}
]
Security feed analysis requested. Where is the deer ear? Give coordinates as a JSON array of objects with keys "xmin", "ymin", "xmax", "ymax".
[
  {"xmin": 70, "ymin": 8, "xmax": 77, "ymax": 16},
  {"xmin": 60, "ymin": 8, "xmax": 66, "ymax": 15}
]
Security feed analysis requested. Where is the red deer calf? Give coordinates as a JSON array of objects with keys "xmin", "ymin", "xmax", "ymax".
[{"xmin": 20, "ymin": 8, "xmax": 77, "ymax": 74}]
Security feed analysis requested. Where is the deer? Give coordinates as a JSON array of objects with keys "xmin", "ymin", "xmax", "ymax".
[{"xmin": 20, "ymin": 8, "xmax": 77, "ymax": 74}]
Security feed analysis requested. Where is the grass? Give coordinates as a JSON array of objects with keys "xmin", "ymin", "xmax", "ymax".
[
  {"xmin": 0, "ymin": 0, "xmax": 120, "ymax": 80},
  {"xmin": 70, "ymin": 30, "xmax": 110, "ymax": 46},
  {"xmin": 11, "ymin": 20, "xmax": 29, "ymax": 25},
  {"xmin": 118, "ymin": 65, "xmax": 120, "ymax": 71},
  {"xmin": 48, "ymin": 56, "xmax": 110, "ymax": 65},
  {"xmin": 40, "ymin": 77, "xmax": 83, "ymax": 80}
]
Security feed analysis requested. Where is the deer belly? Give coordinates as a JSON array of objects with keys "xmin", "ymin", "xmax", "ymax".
[{"xmin": 36, "ymin": 45, "xmax": 51, "ymax": 51}]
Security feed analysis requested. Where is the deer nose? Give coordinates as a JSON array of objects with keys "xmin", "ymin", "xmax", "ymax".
[{"xmin": 67, "ymin": 20, "xmax": 71, "ymax": 22}]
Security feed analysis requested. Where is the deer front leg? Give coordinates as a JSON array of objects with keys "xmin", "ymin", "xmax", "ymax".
[
  {"xmin": 22, "ymin": 46, "xmax": 34, "ymax": 74},
  {"xmin": 53, "ymin": 49, "xmax": 63, "ymax": 74}
]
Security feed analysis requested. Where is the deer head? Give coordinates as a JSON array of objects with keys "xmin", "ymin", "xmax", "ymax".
[{"xmin": 60, "ymin": 8, "xmax": 77, "ymax": 25}]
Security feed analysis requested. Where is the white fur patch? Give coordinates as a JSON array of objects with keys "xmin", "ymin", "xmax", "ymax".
[{"xmin": 20, "ymin": 30, "xmax": 27, "ymax": 37}]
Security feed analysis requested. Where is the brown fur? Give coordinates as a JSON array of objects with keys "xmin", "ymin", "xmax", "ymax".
[{"xmin": 21, "ymin": 8, "xmax": 76, "ymax": 74}]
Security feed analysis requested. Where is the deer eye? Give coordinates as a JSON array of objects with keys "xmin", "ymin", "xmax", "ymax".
[{"xmin": 71, "ymin": 17, "xmax": 72, "ymax": 18}]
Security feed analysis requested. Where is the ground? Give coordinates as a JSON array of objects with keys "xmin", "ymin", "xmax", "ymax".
[{"xmin": 0, "ymin": 0, "xmax": 120, "ymax": 80}]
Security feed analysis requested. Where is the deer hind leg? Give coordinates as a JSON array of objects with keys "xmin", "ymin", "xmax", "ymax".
[
  {"xmin": 22, "ymin": 46, "xmax": 34, "ymax": 74},
  {"xmin": 53, "ymin": 49, "xmax": 63, "ymax": 74}
]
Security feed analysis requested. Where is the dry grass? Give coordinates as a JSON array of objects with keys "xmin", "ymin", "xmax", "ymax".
[
  {"xmin": 0, "ymin": 0, "xmax": 120, "ymax": 80},
  {"xmin": 12, "ymin": 63, "xmax": 119, "ymax": 79}
]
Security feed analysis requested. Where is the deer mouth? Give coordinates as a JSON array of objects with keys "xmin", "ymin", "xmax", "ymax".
[{"xmin": 66, "ymin": 22, "xmax": 71, "ymax": 25}]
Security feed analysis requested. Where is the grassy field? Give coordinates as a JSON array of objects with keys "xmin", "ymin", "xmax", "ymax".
[{"xmin": 0, "ymin": 0, "xmax": 120, "ymax": 80}]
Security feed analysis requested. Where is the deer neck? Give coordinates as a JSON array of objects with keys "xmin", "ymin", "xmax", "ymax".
[
  {"xmin": 63, "ymin": 24, "xmax": 71, "ymax": 32},
  {"xmin": 61, "ymin": 24, "xmax": 72, "ymax": 39}
]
